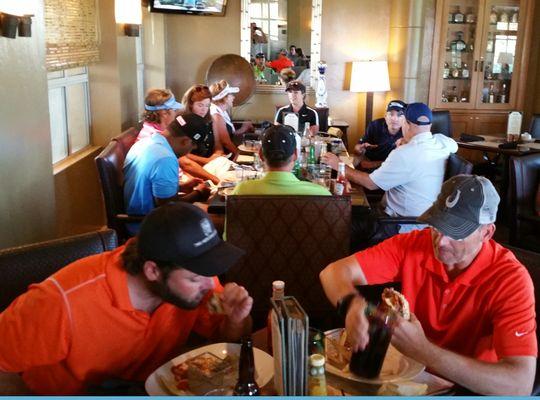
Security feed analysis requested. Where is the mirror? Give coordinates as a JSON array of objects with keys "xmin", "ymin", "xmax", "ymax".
[{"xmin": 240, "ymin": 0, "xmax": 322, "ymax": 92}]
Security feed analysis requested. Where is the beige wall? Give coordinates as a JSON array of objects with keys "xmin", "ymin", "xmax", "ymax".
[
  {"xmin": 165, "ymin": 0, "xmax": 392, "ymax": 148},
  {"xmin": 0, "ymin": 2, "xmax": 57, "ymax": 248},
  {"xmin": 288, "ymin": 0, "xmax": 312, "ymax": 53},
  {"xmin": 524, "ymin": 0, "xmax": 539, "ymax": 123},
  {"xmin": 143, "ymin": 9, "xmax": 167, "ymax": 90}
]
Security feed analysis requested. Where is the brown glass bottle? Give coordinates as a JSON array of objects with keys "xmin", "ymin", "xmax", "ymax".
[
  {"xmin": 349, "ymin": 305, "xmax": 396, "ymax": 379},
  {"xmin": 233, "ymin": 337, "xmax": 260, "ymax": 396}
]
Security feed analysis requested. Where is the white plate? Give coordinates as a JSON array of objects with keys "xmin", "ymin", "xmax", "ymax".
[
  {"xmin": 325, "ymin": 328, "xmax": 425, "ymax": 385},
  {"xmin": 238, "ymin": 144, "xmax": 260, "ymax": 153},
  {"xmin": 145, "ymin": 342, "xmax": 274, "ymax": 395}
]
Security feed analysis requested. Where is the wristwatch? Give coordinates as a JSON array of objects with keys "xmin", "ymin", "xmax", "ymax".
[{"xmin": 336, "ymin": 293, "xmax": 358, "ymax": 319}]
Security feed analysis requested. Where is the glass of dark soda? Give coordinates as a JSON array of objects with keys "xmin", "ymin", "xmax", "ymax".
[{"xmin": 348, "ymin": 305, "xmax": 396, "ymax": 379}]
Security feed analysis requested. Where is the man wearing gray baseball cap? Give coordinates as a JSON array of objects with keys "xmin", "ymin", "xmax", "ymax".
[{"xmin": 320, "ymin": 175, "xmax": 536, "ymax": 395}]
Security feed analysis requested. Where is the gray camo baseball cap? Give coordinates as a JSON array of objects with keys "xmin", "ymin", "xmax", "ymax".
[{"xmin": 417, "ymin": 175, "xmax": 500, "ymax": 240}]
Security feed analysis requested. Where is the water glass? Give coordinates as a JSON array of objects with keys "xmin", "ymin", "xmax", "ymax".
[{"xmin": 234, "ymin": 165, "xmax": 244, "ymax": 181}]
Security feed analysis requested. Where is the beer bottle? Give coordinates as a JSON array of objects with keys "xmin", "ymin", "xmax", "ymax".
[{"xmin": 233, "ymin": 337, "xmax": 260, "ymax": 396}]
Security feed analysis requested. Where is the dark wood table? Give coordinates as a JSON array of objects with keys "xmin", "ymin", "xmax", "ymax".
[{"xmin": 457, "ymin": 135, "xmax": 540, "ymax": 156}]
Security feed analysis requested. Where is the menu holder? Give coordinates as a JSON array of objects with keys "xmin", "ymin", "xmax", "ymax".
[{"xmin": 270, "ymin": 296, "xmax": 309, "ymax": 396}]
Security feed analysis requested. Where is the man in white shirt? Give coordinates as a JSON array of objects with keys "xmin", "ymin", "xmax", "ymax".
[{"xmin": 323, "ymin": 102, "xmax": 458, "ymax": 248}]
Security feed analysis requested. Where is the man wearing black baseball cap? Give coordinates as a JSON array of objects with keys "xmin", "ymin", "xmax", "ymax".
[
  {"xmin": 0, "ymin": 203, "xmax": 252, "ymax": 394},
  {"xmin": 124, "ymin": 115, "xmax": 211, "ymax": 234},
  {"xmin": 353, "ymin": 100, "xmax": 407, "ymax": 170},
  {"xmin": 323, "ymin": 102, "xmax": 458, "ymax": 248},
  {"xmin": 232, "ymin": 125, "xmax": 330, "ymax": 195},
  {"xmin": 275, "ymin": 80, "xmax": 319, "ymax": 134},
  {"xmin": 320, "ymin": 175, "xmax": 536, "ymax": 395}
]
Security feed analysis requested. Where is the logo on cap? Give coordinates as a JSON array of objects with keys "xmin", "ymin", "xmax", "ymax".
[
  {"xmin": 194, "ymin": 219, "xmax": 217, "ymax": 248},
  {"xmin": 193, "ymin": 133, "xmax": 201, "ymax": 140},
  {"xmin": 445, "ymin": 190, "xmax": 461, "ymax": 209},
  {"xmin": 176, "ymin": 116, "xmax": 186, "ymax": 126}
]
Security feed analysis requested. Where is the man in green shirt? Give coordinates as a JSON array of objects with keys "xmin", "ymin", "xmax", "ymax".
[{"xmin": 233, "ymin": 125, "xmax": 331, "ymax": 196}]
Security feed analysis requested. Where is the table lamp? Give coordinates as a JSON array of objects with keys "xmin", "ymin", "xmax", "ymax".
[{"xmin": 350, "ymin": 61, "xmax": 391, "ymax": 131}]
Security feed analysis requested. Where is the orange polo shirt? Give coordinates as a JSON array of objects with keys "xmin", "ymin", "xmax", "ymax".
[
  {"xmin": 0, "ymin": 244, "xmax": 224, "ymax": 394},
  {"xmin": 355, "ymin": 228, "xmax": 537, "ymax": 361}
]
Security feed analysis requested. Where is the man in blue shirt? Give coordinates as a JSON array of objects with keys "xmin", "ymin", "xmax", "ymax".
[
  {"xmin": 124, "ymin": 115, "xmax": 211, "ymax": 234},
  {"xmin": 354, "ymin": 100, "xmax": 407, "ymax": 170}
]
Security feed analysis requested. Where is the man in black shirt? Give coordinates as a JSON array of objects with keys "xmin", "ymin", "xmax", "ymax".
[
  {"xmin": 274, "ymin": 80, "xmax": 319, "ymax": 134},
  {"xmin": 354, "ymin": 100, "xmax": 407, "ymax": 170}
]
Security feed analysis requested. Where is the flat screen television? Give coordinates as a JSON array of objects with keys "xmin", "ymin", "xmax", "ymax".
[{"xmin": 149, "ymin": 0, "xmax": 227, "ymax": 16}]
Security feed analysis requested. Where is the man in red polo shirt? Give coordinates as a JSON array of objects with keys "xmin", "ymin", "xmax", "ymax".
[
  {"xmin": 320, "ymin": 175, "xmax": 537, "ymax": 395},
  {"xmin": 0, "ymin": 203, "xmax": 252, "ymax": 394}
]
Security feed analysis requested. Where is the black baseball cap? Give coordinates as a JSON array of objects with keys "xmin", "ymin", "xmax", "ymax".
[
  {"xmin": 137, "ymin": 203, "xmax": 245, "ymax": 276},
  {"xmin": 386, "ymin": 100, "xmax": 407, "ymax": 113},
  {"xmin": 417, "ymin": 175, "xmax": 500, "ymax": 240},
  {"xmin": 168, "ymin": 113, "xmax": 208, "ymax": 145},
  {"xmin": 255, "ymin": 52, "xmax": 265, "ymax": 59},
  {"xmin": 285, "ymin": 80, "xmax": 306, "ymax": 94},
  {"xmin": 262, "ymin": 125, "xmax": 297, "ymax": 162}
]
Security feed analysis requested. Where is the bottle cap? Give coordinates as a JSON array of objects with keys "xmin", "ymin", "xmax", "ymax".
[
  {"xmin": 272, "ymin": 280, "xmax": 285, "ymax": 290},
  {"xmin": 309, "ymin": 354, "xmax": 325, "ymax": 367}
]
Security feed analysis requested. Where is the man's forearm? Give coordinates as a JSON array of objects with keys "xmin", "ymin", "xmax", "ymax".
[
  {"xmin": 345, "ymin": 166, "xmax": 379, "ymax": 190},
  {"xmin": 0, "ymin": 372, "xmax": 31, "ymax": 395},
  {"xmin": 418, "ymin": 341, "xmax": 535, "ymax": 395},
  {"xmin": 218, "ymin": 316, "xmax": 253, "ymax": 342},
  {"xmin": 319, "ymin": 255, "xmax": 369, "ymax": 306}
]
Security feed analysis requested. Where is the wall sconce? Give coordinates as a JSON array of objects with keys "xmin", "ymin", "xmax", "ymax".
[
  {"xmin": 0, "ymin": 0, "xmax": 34, "ymax": 38},
  {"xmin": 115, "ymin": 0, "xmax": 142, "ymax": 37},
  {"xmin": 350, "ymin": 60, "xmax": 391, "ymax": 131}
]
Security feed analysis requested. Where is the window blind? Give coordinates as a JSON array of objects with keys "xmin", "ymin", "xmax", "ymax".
[{"xmin": 45, "ymin": 0, "xmax": 100, "ymax": 71}]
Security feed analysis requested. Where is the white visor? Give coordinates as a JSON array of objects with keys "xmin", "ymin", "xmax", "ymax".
[{"xmin": 212, "ymin": 84, "xmax": 240, "ymax": 101}]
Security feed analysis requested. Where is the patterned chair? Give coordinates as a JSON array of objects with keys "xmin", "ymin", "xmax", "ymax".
[
  {"xmin": 0, "ymin": 229, "xmax": 118, "ymax": 311},
  {"xmin": 223, "ymin": 195, "xmax": 351, "ymax": 330}
]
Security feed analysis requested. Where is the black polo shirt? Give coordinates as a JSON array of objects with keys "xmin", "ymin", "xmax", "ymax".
[
  {"xmin": 275, "ymin": 103, "xmax": 319, "ymax": 131},
  {"xmin": 359, "ymin": 118, "xmax": 403, "ymax": 161}
]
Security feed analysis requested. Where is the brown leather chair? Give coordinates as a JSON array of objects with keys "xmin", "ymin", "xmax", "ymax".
[
  {"xmin": 509, "ymin": 153, "xmax": 540, "ymax": 252},
  {"xmin": 0, "ymin": 229, "xmax": 118, "ymax": 311},
  {"xmin": 223, "ymin": 195, "xmax": 351, "ymax": 330},
  {"xmin": 529, "ymin": 114, "xmax": 540, "ymax": 139},
  {"xmin": 504, "ymin": 244, "xmax": 540, "ymax": 395},
  {"xmin": 95, "ymin": 128, "xmax": 144, "ymax": 242},
  {"xmin": 432, "ymin": 110, "xmax": 453, "ymax": 138}
]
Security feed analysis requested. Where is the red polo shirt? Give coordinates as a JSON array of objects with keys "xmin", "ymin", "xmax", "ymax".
[
  {"xmin": 268, "ymin": 56, "xmax": 294, "ymax": 72},
  {"xmin": 355, "ymin": 228, "xmax": 537, "ymax": 361},
  {"xmin": 0, "ymin": 244, "xmax": 224, "ymax": 394}
]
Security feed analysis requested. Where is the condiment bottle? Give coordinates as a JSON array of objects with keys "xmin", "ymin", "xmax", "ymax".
[
  {"xmin": 266, "ymin": 280, "xmax": 285, "ymax": 355},
  {"xmin": 308, "ymin": 354, "xmax": 327, "ymax": 396}
]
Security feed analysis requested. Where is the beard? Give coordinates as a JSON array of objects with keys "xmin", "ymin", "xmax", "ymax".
[{"xmin": 146, "ymin": 278, "xmax": 207, "ymax": 310}]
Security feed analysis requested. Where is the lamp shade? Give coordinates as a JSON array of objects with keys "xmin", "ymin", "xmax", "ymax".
[
  {"xmin": 350, "ymin": 61, "xmax": 391, "ymax": 93},
  {"xmin": 0, "ymin": 0, "xmax": 35, "ymax": 16},
  {"xmin": 115, "ymin": 0, "xmax": 142, "ymax": 25}
]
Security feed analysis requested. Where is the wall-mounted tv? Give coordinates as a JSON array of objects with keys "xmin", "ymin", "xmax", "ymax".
[{"xmin": 149, "ymin": 0, "xmax": 227, "ymax": 16}]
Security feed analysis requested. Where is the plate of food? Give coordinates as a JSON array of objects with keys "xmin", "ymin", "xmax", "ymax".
[
  {"xmin": 145, "ymin": 343, "xmax": 274, "ymax": 395},
  {"xmin": 325, "ymin": 288, "xmax": 424, "ymax": 385}
]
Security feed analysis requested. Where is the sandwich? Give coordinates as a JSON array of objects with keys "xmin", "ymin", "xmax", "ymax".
[{"xmin": 381, "ymin": 288, "xmax": 410, "ymax": 320}]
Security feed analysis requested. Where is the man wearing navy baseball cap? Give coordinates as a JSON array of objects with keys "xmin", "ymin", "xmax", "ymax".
[
  {"xmin": 323, "ymin": 102, "xmax": 458, "ymax": 249},
  {"xmin": 354, "ymin": 99, "xmax": 407, "ymax": 170},
  {"xmin": 320, "ymin": 175, "xmax": 536, "ymax": 395}
]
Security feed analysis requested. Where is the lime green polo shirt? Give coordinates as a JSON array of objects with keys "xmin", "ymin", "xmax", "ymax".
[{"xmin": 232, "ymin": 171, "xmax": 331, "ymax": 196}]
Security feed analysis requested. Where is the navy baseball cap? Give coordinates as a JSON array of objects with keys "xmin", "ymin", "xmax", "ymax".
[
  {"xmin": 387, "ymin": 100, "xmax": 407, "ymax": 113},
  {"xmin": 262, "ymin": 125, "xmax": 297, "ymax": 162},
  {"xmin": 138, "ymin": 203, "xmax": 245, "ymax": 276},
  {"xmin": 405, "ymin": 102, "xmax": 432, "ymax": 126}
]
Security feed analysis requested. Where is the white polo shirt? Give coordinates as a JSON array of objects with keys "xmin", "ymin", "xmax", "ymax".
[{"xmin": 370, "ymin": 132, "xmax": 458, "ymax": 231}]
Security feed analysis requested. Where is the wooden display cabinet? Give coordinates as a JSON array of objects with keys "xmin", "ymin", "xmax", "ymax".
[{"xmin": 428, "ymin": 0, "xmax": 534, "ymax": 136}]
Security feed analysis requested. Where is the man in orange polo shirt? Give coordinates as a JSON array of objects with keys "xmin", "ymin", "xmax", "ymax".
[
  {"xmin": 320, "ymin": 175, "xmax": 537, "ymax": 395},
  {"xmin": 0, "ymin": 203, "xmax": 252, "ymax": 395}
]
